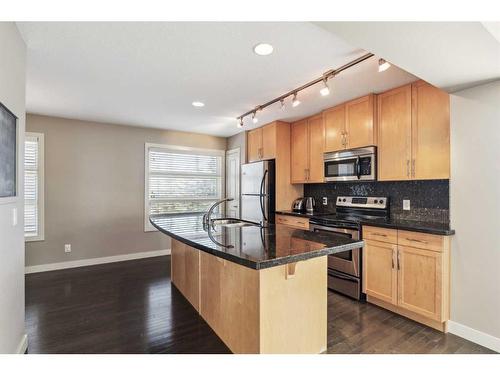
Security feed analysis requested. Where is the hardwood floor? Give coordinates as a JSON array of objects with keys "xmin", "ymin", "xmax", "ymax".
[{"xmin": 25, "ymin": 256, "xmax": 495, "ymax": 354}]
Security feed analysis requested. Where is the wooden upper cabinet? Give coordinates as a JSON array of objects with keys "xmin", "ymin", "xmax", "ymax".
[
  {"xmin": 262, "ymin": 122, "xmax": 277, "ymax": 160},
  {"xmin": 411, "ymin": 81, "xmax": 450, "ymax": 179},
  {"xmin": 323, "ymin": 105, "xmax": 345, "ymax": 152},
  {"xmin": 377, "ymin": 84, "xmax": 412, "ymax": 181},
  {"xmin": 290, "ymin": 119, "xmax": 308, "ymax": 183},
  {"xmin": 247, "ymin": 123, "xmax": 276, "ymax": 162},
  {"xmin": 247, "ymin": 127, "xmax": 263, "ymax": 162},
  {"xmin": 363, "ymin": 239, "xmax": 397, "ymax": 305},
  {"xmin": 307, "ymin": 115, "xmax": 325, "ymax": 183},
  {"xmin": 397, "ymin": 245, "xmax": 444, "ymax": 322},
  {"xmin": 345, "ymin": 94, "xmax": 376, "ymax": 149}
]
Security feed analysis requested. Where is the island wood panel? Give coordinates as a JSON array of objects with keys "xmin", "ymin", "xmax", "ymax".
[
  {"xmin": 307, "ymin": 114, "xmax": 325, "ymax": 183},
  {"xmin": 247, "ymin": 127, "xmax": 263, "ymax": 162},
  {"xmin": 363, "ymin": 239, "xmax": 397, "ymax": 304},
  {"xmin": 377, "ymin": 84, "xmax": 412, "ymax": 181},
  {"xmin": 323, "ymin": 104, "xmax": 346, "ymax": 152},
  {"xmin": 411, "ymin": 81, "xmax": 450, "ymax": 180},
  {"xmin": 171, "ymin": 239, "xmax": 200, "ymax": 311},
  {"xmin": 290, "ymin": 119, "xmax": 309, "ymax": 183},
  {"xmin": 259, "ymin": 256, "xmax": 327, "ymax": 354},
  {"xmin": 261, "ymin": 122, "xmax": 277, "ymax": 160},
  {"xmin": 274, "ymin": 121, "xmax": 303, "ymax": 211},
  {"xmin": 345, "ymin": 94, "xmax": 376, "ymax": 149},
  {"xmin": 199, "ymin": 251, "xmax": 260, "ymax": 353}
]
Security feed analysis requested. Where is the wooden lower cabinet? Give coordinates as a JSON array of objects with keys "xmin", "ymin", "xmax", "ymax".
[
  {"xmin": 362, "ymin": 226, "xmax": 450, "ymax": 332},
  {"xmin": 173, "ymin": 240, "xmax": 327, "ymax": 353},
  {"xmin": 363, "ymin": 239, "xmax": 397, "ymax": 305},
  {"xmin": 275, "ymin": 214, "xmax": 309, "ymax": 230},
  {"xmin": 398, "ymin": 245, "xmax": 446, "ymax": 322}
]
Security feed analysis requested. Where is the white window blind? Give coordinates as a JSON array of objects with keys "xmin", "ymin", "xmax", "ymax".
[
  {"xmin": 24, "ymin": 132, "xmax": 44, "ymax": 241},
  {"xmin": 145, "ymin": 144, "xmax": 224, "ymax": 231}
]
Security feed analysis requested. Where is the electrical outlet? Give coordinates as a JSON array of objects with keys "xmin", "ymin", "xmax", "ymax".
[
  {"xmin": 64, "ymin": 244, "xmax": 72, "ymax": 253},
  {"xmin": 322, "ymin": 197, "xmax": 328, "ymax": 205},
  {"xmin": 403, "ymin": 200, "xmax": 411, "ymax": 211}
]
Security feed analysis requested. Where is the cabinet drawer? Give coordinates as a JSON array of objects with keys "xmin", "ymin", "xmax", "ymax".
[
  {"xmin": 362, "ymin": 226, "xmax": 397, "ymax": 244},
  {"xmin": 276, "ymin": 214, "xmax": 310, "ymax": 230},
  {"xmin": 398, "ymin": 230, "xmax": 444, "ymax": 252}
]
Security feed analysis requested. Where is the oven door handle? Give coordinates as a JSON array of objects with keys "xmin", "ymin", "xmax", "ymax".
[
  {"xmin": 356, "ymin": 156, "xmax": 361, "ymax": 180},
  {"xmin": 328, "ymin": 269, "xmax": 358, "ymax": 282}
]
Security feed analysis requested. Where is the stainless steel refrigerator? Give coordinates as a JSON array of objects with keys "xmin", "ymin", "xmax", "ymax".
[{"xmin": 241, "ymin": 160, "xmax": 275, "ymax": 226}]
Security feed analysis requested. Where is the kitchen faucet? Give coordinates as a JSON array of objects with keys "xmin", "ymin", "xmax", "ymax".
[{"xmin": 203, "ymin": 198, "xmax": 234, "ymax": 230}]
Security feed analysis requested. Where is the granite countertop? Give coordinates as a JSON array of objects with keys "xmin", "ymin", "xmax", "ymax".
[
  {"xmin": 276, "ymin": 210, "xmax": 454, "ymax": 236},
  {"xmin": 150, "ymin": 213, "xmax": 364, "ymax": 270}
]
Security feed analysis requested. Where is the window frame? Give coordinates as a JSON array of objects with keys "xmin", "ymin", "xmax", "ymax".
[
  {"xmin": 144, "ymin": 142, "xmax": 225, "ymax": 232},
  {"xmin": 24, "ymin": 132, "xmax": 45, "ymax": 242}
]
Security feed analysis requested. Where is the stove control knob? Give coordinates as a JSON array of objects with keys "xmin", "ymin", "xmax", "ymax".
[
  {"xmin": 374, "ymin": 200, "xmax": 378, "ymax": 204},
  {"xmin": 343, "ymin": 198, "xmax": 346, "ymax": 202},
  {"xmin": 379, "ymin": 199, "xmax": 384, "ymax": 204}
]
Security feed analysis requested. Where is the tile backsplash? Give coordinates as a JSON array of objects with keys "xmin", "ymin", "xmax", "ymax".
[{"xmin": 304, "ymin": 180, "xmax": 450, "ymax": 223}]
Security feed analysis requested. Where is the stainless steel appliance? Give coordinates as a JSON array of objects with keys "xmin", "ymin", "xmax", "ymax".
[
  {"xmin": 309, "ymin": 196, "xmax": 389, "ymax": 300},
  {"xmin": 241, "ymin": 160, "xmax": 275, "ymax": 226},
  {"xmin": 292, "ymin": 198, "xmax": 306, "ymax": 212},
  {"xmin": 324, "ymin": 146, "xmax": 376, "ymax": 182},
  {"xmin": 305, "ymin": 197, "xmax": 315, "ymax": 213}
]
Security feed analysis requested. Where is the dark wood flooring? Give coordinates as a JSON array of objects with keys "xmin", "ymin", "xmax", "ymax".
[{"xmin": 25, "ymin": 256, "xmax": 496, "ymax": 354}]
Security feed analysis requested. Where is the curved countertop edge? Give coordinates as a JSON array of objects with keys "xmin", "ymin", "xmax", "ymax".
[
  {"xmin": 276, "ymin": 210, "xmax": 455, "ymax": 236},
  {"xmin": 150, "ymin": 218, "xmax": 364, "ymax": 270}
]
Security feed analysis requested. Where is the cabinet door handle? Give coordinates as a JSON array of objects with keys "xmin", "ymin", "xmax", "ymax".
[
  {"xmin": 397, "ymin": 251, "xmax": 401, "ymax": 270},
  {"xmin": 406, "ymin": 159, "xmax": 410, "ymax": 178},
  {"xmin": 371, "ymin": 232, "xmax": 387, "ymax": 237},
  {"xmin": 411, "ymin": 159, "xmax": 416, "ymax": 177}
]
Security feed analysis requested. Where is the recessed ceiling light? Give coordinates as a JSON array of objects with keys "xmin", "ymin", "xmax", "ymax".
[
  {"xmin": 253, "ymin": 43, "xmax": 274, "ymax": 56},
  {"xmin": 192, "ymin": 101, "xmax": 205, "ymax": 107}
]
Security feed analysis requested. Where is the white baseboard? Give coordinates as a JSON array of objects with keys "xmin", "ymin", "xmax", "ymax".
[
  {"xmin": 448, "ymin": 320, "xmax": 500, "ymax": 353},
  {"xmin": 25, "ymin": 249, "xmax": 171, "ymax": 274},
  {"xmin": 16, "ymin": 334, "xmax": 28, "ymax": 354}
]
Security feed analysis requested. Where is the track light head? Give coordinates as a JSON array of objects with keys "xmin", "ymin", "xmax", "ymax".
[
  {"xmin": 378, "ymin": 58, "xmax": 391, "ymax": 72},
  {"xmin": 280, "ymin": 99, "xmax": 285, "ymax": 111},
  {"xmin": 237, "ymin": 117, "xmax": 244, "ymax": 128},
  {"xmin": 252, "ymin": 111, "xmax": 258, "ymax": 124},
  {"xmin": 292, "ymin": 93, "xmax": 301, "ymax": 107},
  {"xmin": 320, "ymin": 78, "xmax": 330, "ymax": 96}
]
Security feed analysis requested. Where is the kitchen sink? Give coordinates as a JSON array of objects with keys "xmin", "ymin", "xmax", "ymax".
[{"xmin": 210, "ymin": 218, "xmax": 260, "ymax": 228}]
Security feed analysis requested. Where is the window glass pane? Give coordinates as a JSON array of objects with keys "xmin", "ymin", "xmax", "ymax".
[
  {"xmin": 149, "ymin": 175, "xmax": 220, "ymax": 200},
  {"xmin": 149, "ymin": 151, "xmax": 220, "ymax": 175},
  {"xmin": 150, "ymin": 200, "xmax": 218, "ymax": 215}
]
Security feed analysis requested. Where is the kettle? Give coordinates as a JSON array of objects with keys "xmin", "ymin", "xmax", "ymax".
[{"xmin": 305, "ymin": 197, "xmax": 315, "ymax": 213}]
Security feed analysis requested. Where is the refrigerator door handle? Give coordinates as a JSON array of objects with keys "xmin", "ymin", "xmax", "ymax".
[{"xmin": 259, "ymin": 169, "xmax": 268, "ymax": 222}]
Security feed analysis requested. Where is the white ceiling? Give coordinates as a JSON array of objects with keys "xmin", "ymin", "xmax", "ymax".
[
  {"xmin": 316, "ymin": 22, "xmax": 500, "ymax": 93},
  {"xmin": 17, "ymin": 22, "xmax": 416, "ymax": 137}
]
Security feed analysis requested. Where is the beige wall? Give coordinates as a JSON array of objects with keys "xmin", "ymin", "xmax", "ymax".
[
  {"xmin": 25, "ymin": 114, "xmax": 226, "ymax": 267},
  {"xmin": 450, "ymin": 80, "xmax": 500, "ymax": 351},
  {"xmin": 0, "ymin": 23, "xmax": 26, "ymax": 353},
  {"xmin": 227, "ymin": 131, "xmax": 246, "ymax": 165}
]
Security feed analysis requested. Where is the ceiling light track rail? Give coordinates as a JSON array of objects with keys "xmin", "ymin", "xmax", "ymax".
[{"xmin": 237, "ymin": 52, "xmax": 374, "ymax": 125}]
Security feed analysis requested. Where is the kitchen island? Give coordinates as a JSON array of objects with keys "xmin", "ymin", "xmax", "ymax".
[{"xmin": 150, "ymin": 213, "xmax": 363, "ymax": 354}]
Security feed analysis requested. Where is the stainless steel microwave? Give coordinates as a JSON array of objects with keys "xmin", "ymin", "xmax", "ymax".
[{"xmin": 324, "ymin": 146, "xmax": 376, "ymax": 182}]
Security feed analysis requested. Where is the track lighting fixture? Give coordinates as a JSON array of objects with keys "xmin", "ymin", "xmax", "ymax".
[
  {"xmin": 236, "ymin": 53, "xmax": 381, "ymax": 128},
  {"xmin": 252, "ymin": 111, "xmax": 258, "ymax": 124},
  {"xmin": 320, "ymin": 78, "xmax": 330, "ymax": 96},
  {"xmin": 378, "ymin": 58, "xmax": 391, "ymax": 72}
]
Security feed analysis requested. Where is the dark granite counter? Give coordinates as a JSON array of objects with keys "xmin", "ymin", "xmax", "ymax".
[
  {"xmin": 276, "ymin": 210, "xmax": 454, "ymax": 235},
  {"xmin": 150, "ymin": 213, "xmax": 363, "ymax": 270}
]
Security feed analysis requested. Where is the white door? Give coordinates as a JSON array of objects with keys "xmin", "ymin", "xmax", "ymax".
[{"xmin": 225, "ymin": 148, "xmax": 240, "ymax": 218}]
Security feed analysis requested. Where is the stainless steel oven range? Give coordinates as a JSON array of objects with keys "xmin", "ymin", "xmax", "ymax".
[{"xmin": 309, "ymin": 196, "xmax": 389, "ymax": 300}]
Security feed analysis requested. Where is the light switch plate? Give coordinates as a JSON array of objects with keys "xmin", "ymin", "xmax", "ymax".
[
  {"xmin": 403, "ymin": 200, "xmax": 411, "ymax": 211},
  {"xmin": 65, "ymin": 244, "xmax": 72, "ymax": 253},
  {"xmin": 12, "ymin": 207, "xmax": 17, "ymax": 226}
]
